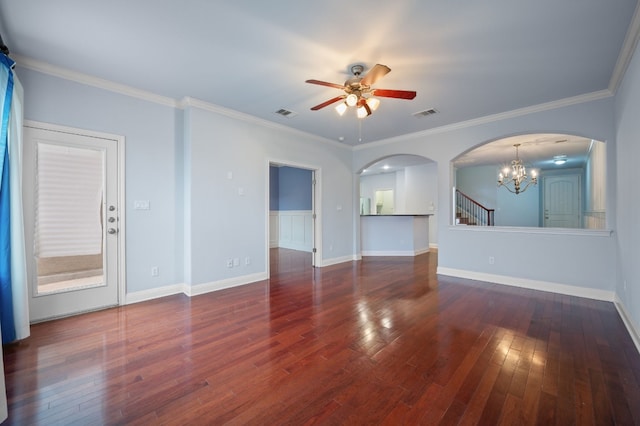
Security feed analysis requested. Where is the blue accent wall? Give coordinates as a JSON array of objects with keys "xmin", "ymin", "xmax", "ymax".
[{"xmin": 269, "ymin": 165, "xmax": 312, "ymax": 211}]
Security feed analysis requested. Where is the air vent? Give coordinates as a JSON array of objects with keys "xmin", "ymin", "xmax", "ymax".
[
  {"xmin": 275, "ymin": 108, "xmax": 298, "ymax": 118},
  {"xmin": 413, "ymin": 108, "xmax": 439, "ymax": 118}
]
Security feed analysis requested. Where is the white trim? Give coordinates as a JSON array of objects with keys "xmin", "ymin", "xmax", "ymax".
[
  {"xmin": 125, "ymin": 284, "xmax": 186, "ymax": 305},
  {"xmin": 321, "ymin": 255, "xmax": 357, "ymax": 267},
  {"xmin": 609, "ymin": 2, "xmax": 640, "ymax": 93},
  {"xmin": 362, "ymin": 248, "xmax": 430, "ymax": 257},
  {"xmin": 429, "ymin": 243, "xmax": 439, "ymax": 250},
  {"xmin": 436, "ymin": 267, "xmax": 615, "ymax": 302},
  {"xmin": 14, "ymin": 55, "xmax": 178, "ymax": 107},
  {"xmin": 448, "ymin": 225, "xmax": 613, "ymax": 237},
  {"xmin": 14, "ymin": 56, "xmax": 349, "ymax": 150},
  {"xmin": 126, "ymin": 272, "xmax": 268, "ymax": 303},
  {"xmin": 180, "ymin": 97, "xmax": 347, "ymax": 150},
  {"xmin": 185, "ymin": 272, "xmax": 268, "ymax": 297},
  {"xmin": 614, "ymin": 295, "xmax": 640, "ymax": 355},
  {"xmin": 354, "ymin": 90, "xmax": 613, "ymax": 150}
]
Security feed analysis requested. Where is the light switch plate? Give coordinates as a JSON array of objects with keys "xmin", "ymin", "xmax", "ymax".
[{"xmin": 134, "ymin": 200, "xmax": 150, "ymax": 210}]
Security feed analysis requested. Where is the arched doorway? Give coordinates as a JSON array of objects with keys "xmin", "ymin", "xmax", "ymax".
[{"xmin": 356, "ymin": 154, "xmax": 438, "ymax": 257}]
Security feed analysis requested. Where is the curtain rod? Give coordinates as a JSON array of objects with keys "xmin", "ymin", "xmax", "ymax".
[{"xmin": 0, "ymin": 32, "xmax": 10, "ymax": 56}]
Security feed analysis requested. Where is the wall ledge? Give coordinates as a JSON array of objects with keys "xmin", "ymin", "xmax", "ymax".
[{"xmin": 448, "ymin": 225, "xmax": 613, "ymax": 237}]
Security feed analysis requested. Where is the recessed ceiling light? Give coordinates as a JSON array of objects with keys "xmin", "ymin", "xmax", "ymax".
[{"xmin": 382, "ymin": 165, "xmax": 390, "ymax": 170}]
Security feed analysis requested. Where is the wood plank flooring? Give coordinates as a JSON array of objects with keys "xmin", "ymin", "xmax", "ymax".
[{"xmin": 3, "ymin": 249, "xmax": 640, "ymax": 425}]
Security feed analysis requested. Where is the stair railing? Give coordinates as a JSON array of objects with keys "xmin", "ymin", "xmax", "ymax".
[{"xmin": 455, "ymin": 189, "xmax": 495, "ymax": 226}]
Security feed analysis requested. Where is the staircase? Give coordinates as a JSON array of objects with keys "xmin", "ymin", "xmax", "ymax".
[{"xmin": 455, "ymin": 189, "xmax": 495, "ymax": 226}]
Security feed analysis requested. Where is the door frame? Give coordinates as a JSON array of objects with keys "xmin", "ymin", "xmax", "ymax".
[
  {"xmin": 266, "ymin": 159, "xmax": 322, "ymax": 274},
  {"xmin": 24, "ymin": 120, "xmax": 127, "ymax": 309}
]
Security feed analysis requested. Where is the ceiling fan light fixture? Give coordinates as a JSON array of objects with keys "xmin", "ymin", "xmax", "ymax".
[
  {"xmin": 366, "ymin": 97, "xmax": 380, "ymax": 111},
  {"xmin": 335, "ymin": 102, "xmax": 347, "ymax": 116},
  {"xmin": 346, "ymin": 94, "xmax": 358, "ymax": 107},
  {"xmin": 357, "ymin": 103, "xmax": 372, "ymax": 119}
]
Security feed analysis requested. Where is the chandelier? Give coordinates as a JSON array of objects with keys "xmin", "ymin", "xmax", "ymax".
[{"xmin": 497, "ymin": 144, "xmax": 537, "ymax": 194}]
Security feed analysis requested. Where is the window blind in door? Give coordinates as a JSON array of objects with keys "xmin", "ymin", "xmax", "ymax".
[{"xmin": 35, "ymin": 142, "xmax": 104, "ymax": 258}]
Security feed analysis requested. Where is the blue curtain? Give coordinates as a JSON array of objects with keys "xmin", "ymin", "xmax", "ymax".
[{"xmin": 0, "ymin": 53, "xmax": 16, "ymax": 343}]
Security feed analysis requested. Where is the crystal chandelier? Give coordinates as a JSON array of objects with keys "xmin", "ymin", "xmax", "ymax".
[{"xmin": 497, "ymin": 144, "xmax": 537, "ymax": 194}]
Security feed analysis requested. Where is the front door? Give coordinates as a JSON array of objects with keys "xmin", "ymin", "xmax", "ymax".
[
  {"xmin": 23, "ymin": 124, "xmax": 121, "ymax": 321},
  {"xmin": 543, "ymin": 174, "xmax": 581, "ymax": 228}
]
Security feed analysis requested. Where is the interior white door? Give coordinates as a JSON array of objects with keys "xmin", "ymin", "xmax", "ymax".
[
  {"xmin": 23, "ymin": 125, "xmax": 120, "ymax": 321},
  {"xmin": 543, "ymin": 174, "xmax": 581, "ymax": 228}
]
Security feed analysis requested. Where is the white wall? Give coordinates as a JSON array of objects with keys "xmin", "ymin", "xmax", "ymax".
[
  {"xmin": 614, "ymin": 34, "xmax": 640, "ymax": 343},
  {"xmin": 354, "ymin": 96, "xmax": 617, "ymax": 298}
]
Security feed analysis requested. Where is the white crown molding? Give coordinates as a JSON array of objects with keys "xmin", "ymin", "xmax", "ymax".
[
  {"xmin": 609, "ymin": 1, "xmax": 640, "ymax": 94},
  {"xmin": 179, "ymin": 96, "xmax": 348, "ymax": 150},
  {"xmin": 13, "ymin": 55, "xmax": 349, "ymax": 150},
  {"xmin": 354, "ymin": 89, "xmax": 613, "ymax": 151},
  {"xmin": 13, "ymin": 54, "xmax": 178, "ymax": 108}
]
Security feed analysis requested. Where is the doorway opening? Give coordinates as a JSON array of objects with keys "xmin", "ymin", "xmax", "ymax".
[{"xmin": 268, "ymin": 162, "xmax": 320, "ymax": 276}]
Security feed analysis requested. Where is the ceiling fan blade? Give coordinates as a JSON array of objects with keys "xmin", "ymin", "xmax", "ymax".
[
  {"xmin": 371, "ymin": 88, "xmax": 417, "ymax": 100},
  {"xmin": 310, "ymin": 95, "xmax": 346, "ymax": 110},
  {"xmin": 305, "ymin": 79, "xmax": 346, "ymax": 90},
  {"xmin": 360, "ymin": 64, "xmax": 391, "ymax": 86}
]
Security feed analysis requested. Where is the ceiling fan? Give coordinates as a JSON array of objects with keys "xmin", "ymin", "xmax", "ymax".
[{"xmin": 306, "ymin": 64, "xmax": 417, "ymax": 118}]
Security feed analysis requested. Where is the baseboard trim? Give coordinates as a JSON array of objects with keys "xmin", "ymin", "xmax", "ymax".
[
  {"xmin": 125, "ymin": 284, "xmax": 186, "ymax": 305},
  {"xmin": 126, "ymin": 272, "xmax": 269, "ymax": 304},
  {"xmin": 320, "ymin": 255, "xmax": 357, "ymax": 267},
  {"xmin": 614, "ymin": 295, "xmax": 640, "ymax": 355},
  {"xmin": 436, "ymin": 267, "xmax": 615, "ymax": 302},
  {"xmin": 185, "ymin": 272, "xmax": 268, "ymax": 297},
  {"xmin": 362, "ymin": 248, "xmax": 429, "ymax": 257}
]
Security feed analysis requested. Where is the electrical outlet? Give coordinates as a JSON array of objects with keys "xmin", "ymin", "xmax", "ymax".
[
  {"xmin": 151, "ymin": 266, "xmax": 159, "ymax": 277},
  {"xmin": 227, "ymin": 259, "xmax": 233, "ymax": 268},
  {"xmin": 489, "ymin": 256, "xmax": 495, "ymax": 265}
]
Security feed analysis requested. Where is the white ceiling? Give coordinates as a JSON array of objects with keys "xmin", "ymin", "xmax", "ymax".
[{"xmin": 1, "ymin": 1, "xmax": 638, "ymax": 148}]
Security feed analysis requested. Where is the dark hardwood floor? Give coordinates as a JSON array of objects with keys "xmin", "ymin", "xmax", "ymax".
[{"xmin": 3, "ymin": 249, "xmax": 640, "ymax": 425}]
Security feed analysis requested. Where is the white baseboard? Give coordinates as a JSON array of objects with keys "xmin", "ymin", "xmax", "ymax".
[
  {"xmin": 277, "ymin": 242, "xmax": 312, "ymax": 252},
  {"xmin": 436, "ymin": 267, "xmax": 615, "ymax": 302},
  {"xmin": 362, "ymin": 248, "xmax": 429, "ymax": 257},
  {"xmin": 125, "ymin": 283, "xmax": 186, "ymax": 305},
  {"xmin": 614, "ymin": 295, "xmax": 640, "ymax": 355},
  {"xmin": 125, "ymin": 272, "xmax": 268, "ymax": 304},
  {"xmin": 429, "ymin": 243, "xmax": 438, "ymax": 250},
  {"xmin": 320, "ymin": 255, "xmax": 357, "ymax": 267},
  {"xmin": 185, "ymin": 272, "xmax": 268, "ymax": 297}
]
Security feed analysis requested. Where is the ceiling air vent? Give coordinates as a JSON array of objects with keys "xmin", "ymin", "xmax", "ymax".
[
  {"xmin": 275, "ymin": 108, "xmax": 298, "ymax": 118},
  {"xmin": 413, "ymin": 108, "xmax": 439, "ymax": 118}
]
